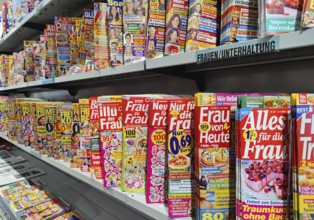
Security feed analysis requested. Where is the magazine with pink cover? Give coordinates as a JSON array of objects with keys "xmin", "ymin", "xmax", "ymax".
[
  {"xmin": 146, "ymin": 97, "xmax": 168, "ymax": 203},
  {"xmin": 99, "ymin": 96, "xmax": 122, "ymax": 186}
]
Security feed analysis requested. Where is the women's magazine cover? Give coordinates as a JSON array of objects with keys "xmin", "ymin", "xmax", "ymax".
[
  {"xmin": 145, "ymin": 0, "xmax": 166, "ymax": 59},
  {"xmin": 123, "ymin": 0, "xmax": 148, "ymax": 64},
  {"xmin": 121, "ymin": 95, "xmax": 153, "ymax": 192},
  {"xmin": 186, "ymin": 0, "xmax": 218, "ymax": 52},
  {"xmin": 98, "ymin": 95, "xmax": 123, "ymax": 187},
  {"xmin": 108, "ymin": 0, "xmax": 124, "ymax": 66},
  {"xmin": 237, "ymin": 106, "xmax": 290, "ymax": 219},
  {"xmin": 164, "ymin": 0, "xmax": 189, "ymax": 55}
]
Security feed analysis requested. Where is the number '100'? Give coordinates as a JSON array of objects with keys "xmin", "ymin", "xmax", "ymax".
[{"xmin": 169, "ymin": 135, "xmax": 192, "ymax": 154}]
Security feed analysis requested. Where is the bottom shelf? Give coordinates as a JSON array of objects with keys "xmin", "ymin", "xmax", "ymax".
[{"xmin": 0, "ymin": 134, "xmax": 191, "ymax": 220}]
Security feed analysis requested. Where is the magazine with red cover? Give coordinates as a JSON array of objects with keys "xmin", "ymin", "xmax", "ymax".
[{"xmin": 237, "ymin": 108, "xmax": 290, "ymax": 220}]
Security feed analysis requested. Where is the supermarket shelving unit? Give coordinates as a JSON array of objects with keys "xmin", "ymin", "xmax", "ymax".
[{"xmin": 0, "ymin": 0, "xmax": 314, "ymax": 219}]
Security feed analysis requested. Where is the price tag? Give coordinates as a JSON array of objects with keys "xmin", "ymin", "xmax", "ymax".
[
  {"xmin": 168, "ymin": 129, "xmax": 193, "ymax": 156},
  {"xmin": 243, "ymin": 129, "xmax": 258, "ymax": 141},
  {"xmin": 199, "ymin": 122, "xmax": 210, "ymax": 132}
]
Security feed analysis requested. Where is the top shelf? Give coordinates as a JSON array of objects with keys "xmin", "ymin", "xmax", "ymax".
[{"xmin": 0, "ymin": 0, "xmax": 91, "ymax": 52}]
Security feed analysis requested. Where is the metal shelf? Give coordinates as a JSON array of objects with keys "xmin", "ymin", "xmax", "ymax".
[{"xmin": 0, "ymin": 134, "xmax": 193, "ymax": 220}]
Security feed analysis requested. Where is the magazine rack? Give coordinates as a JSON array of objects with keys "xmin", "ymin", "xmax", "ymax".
[{"xmin": 0, "ymin": 0, "xmax": 314, "ymax": 219}]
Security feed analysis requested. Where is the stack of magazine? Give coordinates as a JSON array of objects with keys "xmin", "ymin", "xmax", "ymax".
[{"xmin": 0, "ymin": 149, "xmax": 83, "ymax": 219}]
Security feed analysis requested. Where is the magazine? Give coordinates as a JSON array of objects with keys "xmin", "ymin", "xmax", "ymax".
[
  {"xmin": 0, "ymin": 156, "xmax": 26, "ymax": 168},
  {"xmin": 0, "ymin": 167, "xmax": 46, "ymax": 186},
  {"xmin": 0, "ymin": 162, "xmax": 34, "ymax": 176}
]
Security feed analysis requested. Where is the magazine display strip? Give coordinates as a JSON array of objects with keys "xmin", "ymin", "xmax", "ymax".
[{"xmin": 0, "ymin": 134, "xmax": 191, "ymax": 220}]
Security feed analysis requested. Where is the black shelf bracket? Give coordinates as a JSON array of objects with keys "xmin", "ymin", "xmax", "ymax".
[
  {"xmin": 23, "ymin": 22, "xmax": 46, "ymax": 31},
  {"xmin": 67, "ymin": 88, "xmax": 78, "ymax": 97},
  {"xmin": 23, "ymin": 91, "xmax": 30, "ymax": 98},
  {"xmin": 67, "ymin": 88, "xmax": 78, "ymax": 102}
]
